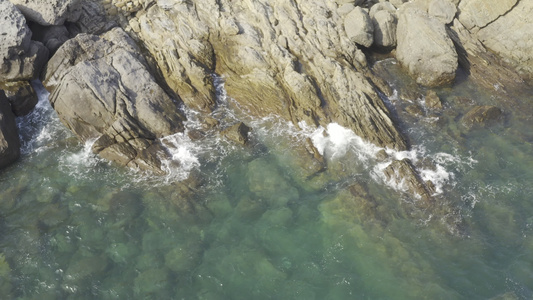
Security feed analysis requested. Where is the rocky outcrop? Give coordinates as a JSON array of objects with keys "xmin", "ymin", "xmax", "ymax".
[
  {"xmin": 396, "ymin": 3, "xmax": 458, "ymax": 86},
  {"xmin": 141, "ymin": 0, "xmax": 404, "ymax": 150},
  {"xmin": 9, "ymin": 0, "xmax": 82, "ymax": 26},
  {"xmin": 0, "ymin": 0, "xmax": 48, "ymax": 82},
  {"xmin": 0, "ymin": 91, "xmax": 21, "ymax": 170},
  {"xmin": 42, "ymin": 27, "xmax": 185, "ymax": 173}
]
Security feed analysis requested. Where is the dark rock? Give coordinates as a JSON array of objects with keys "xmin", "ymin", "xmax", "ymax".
[
  {"xmin": 0, "ymin": 81, "xmax": 38, "ymax": 116},
  {"xmin": 28, "ymin": 23, "xmax": 70, "ymax": 55},
  {"xmin": 0, "ymin": 91, "xmax": 21, "ymax": 170},
  {"xmin": 461, "ymin": 105, "xmax": 502, "ymax": 128},
  {"xmin": 222, "ymin": 122, "xmax": 251, "ymax": 145},
  {"xmin": 42, "ymin": 27, "xmax": 186, "ymax": 173}
]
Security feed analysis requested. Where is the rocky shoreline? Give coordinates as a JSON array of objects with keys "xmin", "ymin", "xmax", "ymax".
[{"xmin": 1, "ymin": 0, "xmax": 532, "ymax": 216}]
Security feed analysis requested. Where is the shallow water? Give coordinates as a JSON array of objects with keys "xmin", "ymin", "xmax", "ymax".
[{"xmin": 1, "ymin": 64, "xmax": 533, "ymax": 299}]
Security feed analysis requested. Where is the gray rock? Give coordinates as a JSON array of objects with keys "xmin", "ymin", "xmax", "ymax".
[
  {"xmin": 0, "ymin": 91, "xmax": 21, "ymax": 170},
  {"xmin": 428, "ymin": 0, "xmax": 457, "ymax": 24},
  {"xmin": 396, "ymin": 4, "xmax": 458, "ymax": 86},
  {"xmin": 42, "ymin": 27, "xmax": 185, "ymax": 173},
  {"xmin": 372, "ymin": 10, "xmax": 397, "ymax": 47},
  {"xmin": 344, "ymin": 7, "xmax": 374, "ymax": 47},
  {"xmin": 9, "ymin": 0, "xmax": 82, "ymax": 26},
  {"xmin": 28, "ymin": 24, "xmax": 70, "ymax": 55},
  {"xmin": 458, "ymin": 0, "xmax": 517, "ymax": 30},
  {"xmin": 0, "ymin": 1, "xmax": 49, "ymax": 82},
  {"xmin": 0, "ymin": 81, "xmax": 38, "ymax": 116},
  {"xmin": 461, "ymin": 105, "xmax": 502, "ymax": 128}
]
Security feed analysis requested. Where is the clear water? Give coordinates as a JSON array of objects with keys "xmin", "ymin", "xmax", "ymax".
[{"xmin": 1, "ymin": 63, "xmax": 533, "ymax": 299}]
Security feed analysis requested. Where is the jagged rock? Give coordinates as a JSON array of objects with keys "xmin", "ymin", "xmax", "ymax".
[
  {"xmin": 9, "ymin": 0, "xmax": 82, "ymax": 26},
  {"xmin": 28, "ymin": 24, "xmax": 70, "ymax": 55},
  {"xmin": 383, "ymin": 159, "xmax": 435, "ymax": 203},
  {"xmin": 458, "ymin": 0, "xmax": 517, "ymax": 30},
  {"xmin": 0, "ymin": 1, "xmax": 49, "ymax": 82},
  {"xmin": 344, "ymin": 7, "xmax": 374, "ymax": 48},
  {"xmin": 221, "ymin": 122, "xmax": 250, "ymax": 145},
  {"xmin": 425, "ymin": 90, "xmax": 443, "ymax": 110},
  {"xmin": 476, "ymin": 1, "xmax": 533, "ymax": 80},
  {"xmin": 42, "ymin": 27, "xmax": 185, "ymax": 173},
  {"xmin": 428, "ymin": 0, "xmax": 457, "ymax": 24},
  {"xmin": 369, "ymin": 2, "xmax": 397, "ymax": 19},
  {"xmin": 461, "ymin": 105, "xmax": 502, "ymax": 129},
  {"xmin": 0, "ymin": 91, "xmax": 21, "ymax": 170},
  {"xmin": 372, "ymin": 10, "xmax": 397, "ymax": 48},
  {"xmin": 396, "ymin": 3, "xmax": 458, "ymax": 86}
]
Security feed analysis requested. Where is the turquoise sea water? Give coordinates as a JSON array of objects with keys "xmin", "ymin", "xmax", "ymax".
[{"xmin": 1, "ymin": 63, "xmax": 533, "ymax": 299}]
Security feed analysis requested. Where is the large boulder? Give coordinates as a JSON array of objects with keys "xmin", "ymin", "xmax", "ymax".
[
  {"xmin": 42, "ymin": 27, "xmax": 185, "ymax": 173},
  {"xmin": 0, "ymin": 91, "xmax": 21, "ymax": 170},
  {"xmin": 0, "ymin": 0, "xmax": 48, "ymax": 82},
  {"xmin": 396, "ymin": 3, "xmax": 458, "ymax": 86},
  {"xmin": 9, "ymin": 0, "xmax": 82, "ymax": 26},
  {"xmin": 344, "ymin": 7, "xmax": 374, "ymax": 48},
  {"xmin": 372, "ymin": 10, "xmax": 397, "ymax": 48}
]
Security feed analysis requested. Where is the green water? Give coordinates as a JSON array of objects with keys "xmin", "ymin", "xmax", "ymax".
[{"xmin": 1, "ymin": 67, "xmax": 533, "ymax": 299}]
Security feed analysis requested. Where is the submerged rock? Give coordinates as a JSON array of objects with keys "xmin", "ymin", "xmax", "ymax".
[
  {"xmin": 0, "ymin": 91, "xmax": 20, "ymax": 170},
  {"xmin": 461, "ymin": 105, "xmax": 502, "ymax": 129},
  {"xmin": 42, "ymin": 27, "xmax": 185, "ymax": 173}
]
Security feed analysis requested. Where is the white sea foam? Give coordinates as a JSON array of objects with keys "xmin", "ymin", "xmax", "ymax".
[{"xmin": 308, "ymin": 123, "xmax": 381, "ymax": 164}]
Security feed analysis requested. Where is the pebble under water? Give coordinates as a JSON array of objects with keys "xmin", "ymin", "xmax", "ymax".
[{"xmin": 1, "ymin": 65, "xmax": 533, "ymax": 299}]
